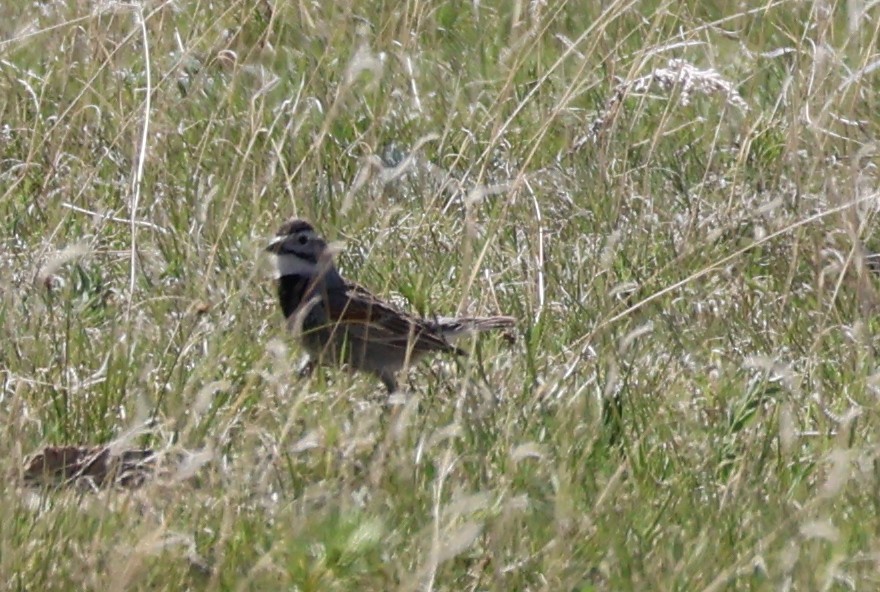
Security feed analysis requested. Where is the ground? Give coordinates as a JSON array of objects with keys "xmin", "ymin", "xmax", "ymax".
[{"xmin": 1, "ymin": 0, "xmax": 879, "ymax": 589}]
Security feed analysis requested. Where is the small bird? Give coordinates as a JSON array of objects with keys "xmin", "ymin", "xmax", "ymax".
[{"xmin": 265, "ymin": 218, "xmax": 515, "ymax": 392}]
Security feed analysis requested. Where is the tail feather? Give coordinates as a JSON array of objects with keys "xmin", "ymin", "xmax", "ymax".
[{"xmin": 432, "ymin": 315, "xmax": 515, "ymax": 339}]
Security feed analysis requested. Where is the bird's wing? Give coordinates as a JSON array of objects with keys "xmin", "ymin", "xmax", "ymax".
[{"xmin": 322, "ymin": 282, "xmax": 459, "ymax": 354}]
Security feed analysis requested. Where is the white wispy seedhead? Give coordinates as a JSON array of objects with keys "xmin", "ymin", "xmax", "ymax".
[{"xmin": 573, "ymin": 58, "xmax": 749, "ymax": 152}]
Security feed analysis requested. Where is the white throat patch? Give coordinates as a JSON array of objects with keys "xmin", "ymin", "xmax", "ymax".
[{"xmin": 273, "ymin": 253, "xmax": 318, "ymax": 278}]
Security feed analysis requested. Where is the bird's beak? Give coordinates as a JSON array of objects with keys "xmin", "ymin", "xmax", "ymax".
[{"xmin": 264, "ymin": 235, "xmax": 285, "ymax": 254}]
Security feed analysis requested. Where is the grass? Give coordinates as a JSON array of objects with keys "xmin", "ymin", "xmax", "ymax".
[{"xmin": 1, "ymin": 0, "xmax": 880, "ymax": 589}]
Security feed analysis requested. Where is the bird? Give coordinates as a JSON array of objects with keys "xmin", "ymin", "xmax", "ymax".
[{"xmin": 264, "ymin": 218, "xmax": 515, "ymax": 393}]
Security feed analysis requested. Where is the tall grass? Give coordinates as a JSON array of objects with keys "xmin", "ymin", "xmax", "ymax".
[{"xmin": 2, "ymin": 0, "xmax": 880, "ymax": 589}]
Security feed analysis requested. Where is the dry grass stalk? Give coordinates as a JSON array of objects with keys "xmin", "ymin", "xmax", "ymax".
[{"xmin": 571, "ymin": 58, "xmax": 749, "ymax": 153}]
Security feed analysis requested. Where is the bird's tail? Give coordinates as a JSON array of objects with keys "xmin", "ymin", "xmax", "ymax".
[{"xmin": 432, "ymin": 315, "xmax": 516, "ymax": 340}]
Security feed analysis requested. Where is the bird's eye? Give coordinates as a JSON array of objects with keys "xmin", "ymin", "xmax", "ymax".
[{"xmin": 297, "ymin": 235, "xmax": 308, "ymax": 245}]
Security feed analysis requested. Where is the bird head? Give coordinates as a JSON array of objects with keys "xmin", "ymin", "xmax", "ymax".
[{"xmin": 265, "ymin": 218, "xmax": 329, "ymax": 277}]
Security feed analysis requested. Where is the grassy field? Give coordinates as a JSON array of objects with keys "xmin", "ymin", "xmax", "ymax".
[{"xmin": 1, "ymin": 0, "xmax": 880, "ymax": 589}]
